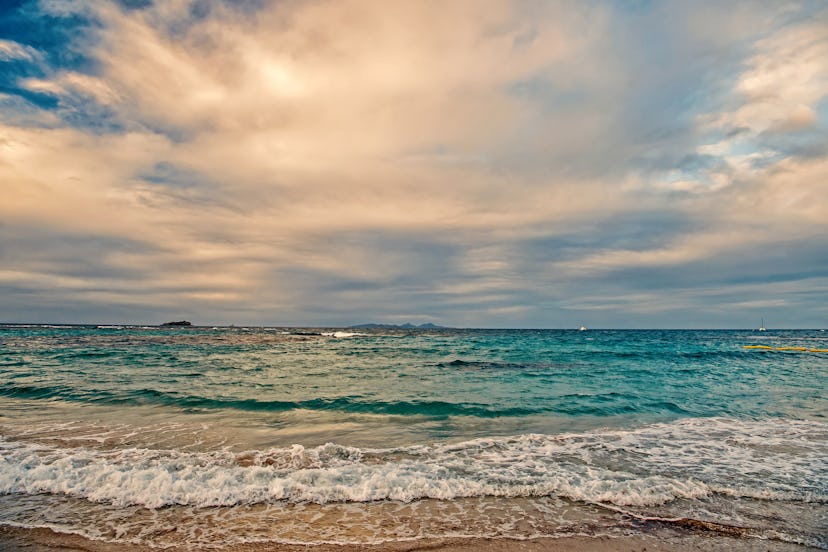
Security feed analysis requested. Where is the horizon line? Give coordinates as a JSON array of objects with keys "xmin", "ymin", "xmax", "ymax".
[{"xmin": 1, "ymin": 322, "xmax": 824, "ymax": 331}]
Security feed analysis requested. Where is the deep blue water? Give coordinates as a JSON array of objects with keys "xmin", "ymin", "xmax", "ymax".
[{"xmin": 0, "ymin": 325, "xmax": 826, "ymax": 547}]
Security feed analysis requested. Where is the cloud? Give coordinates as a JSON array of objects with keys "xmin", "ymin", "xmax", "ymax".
[
  {"xmin": 0, "ymin": 0, "xmax": 827, "ymax": 327},
  {"xmin": 0, "ymin": 39, "xmax": 41, "ymax": 62},
  {"xmin": 692, "ymin": 11, "xmax": 828, "ymax": 181}
]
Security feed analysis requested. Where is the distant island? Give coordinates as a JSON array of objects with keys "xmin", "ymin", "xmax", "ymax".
[
  {"xmin": 160, "ymin": 320, "xmax": 192, "ymax": 326},
  {"xmin": 349, "ymin": 322, "xmax": 445, "ymax": 329}
]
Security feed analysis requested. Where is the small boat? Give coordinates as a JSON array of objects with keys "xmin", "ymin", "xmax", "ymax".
[
  {"xmin": 579, "ymin": 325, "xmax": 587, "ymax": 331},
  {"xmin": 759, "ymin": 318, "xmax": 766, "ymax": 332}
]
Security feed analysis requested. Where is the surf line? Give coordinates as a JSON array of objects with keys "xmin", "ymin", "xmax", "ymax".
[{"xmin": 743, "ymin": 345, "xmax": 828, "ymax": 353}]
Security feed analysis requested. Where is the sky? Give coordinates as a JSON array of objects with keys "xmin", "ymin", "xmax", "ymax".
[{"xmin": 1, "ymin": 0, "xmax": 827, "ymax": 328}]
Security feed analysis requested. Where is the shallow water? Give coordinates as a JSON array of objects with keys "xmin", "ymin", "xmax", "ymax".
[{"xmin": 1, "ymin": 326, "xmax": 826, "ymax": 548}]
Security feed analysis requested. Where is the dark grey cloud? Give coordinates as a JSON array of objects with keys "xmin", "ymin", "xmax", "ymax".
[{"xmin": 0, "ymin": 224, "xmax": 161, "ymax": 286}]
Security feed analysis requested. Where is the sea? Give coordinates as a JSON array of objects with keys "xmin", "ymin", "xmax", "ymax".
[{"xmin": 0, "ymin": 325, "xmax": 826, "ymax": 549}]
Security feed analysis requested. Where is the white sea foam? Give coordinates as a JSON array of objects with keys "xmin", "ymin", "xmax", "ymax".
[
  {"xmin": 321, "ymin": 331, "xmax": 366, "ymax": 338},
  {"xmin": 1, "ymin": 418, "xmax": 825, "ymax": 510}
]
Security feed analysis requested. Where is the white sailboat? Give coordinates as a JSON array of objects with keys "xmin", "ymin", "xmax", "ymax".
[{"xmin": 759, "ymin": 318, "xmax": 766, "ymax": 332}]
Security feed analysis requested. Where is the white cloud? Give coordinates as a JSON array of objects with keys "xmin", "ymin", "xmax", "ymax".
[
  {"xmin": 0, "ymin": 39, "xmax": 40, "ymax": 62},
  {"xmin": 696, "ymin": 15, "xmax": 828, "ymax": 172}
]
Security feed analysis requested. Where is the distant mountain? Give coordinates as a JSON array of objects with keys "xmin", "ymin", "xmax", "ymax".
[
  {"xmin": 349, "ymin": 322, "xmax": 446, "ymax": 329},
  {"xmin": 160, "ymin": 320, "xmax": 192, "ymax": 326}
]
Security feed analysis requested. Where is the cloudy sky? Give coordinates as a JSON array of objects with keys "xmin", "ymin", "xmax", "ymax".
[{"xmin": 1, "ymin": 0, "xmax": 827, "ymax": 328}]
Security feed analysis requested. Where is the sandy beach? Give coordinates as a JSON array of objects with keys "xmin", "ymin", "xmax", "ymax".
[{"xmin": 1, "ymin": 525, "xmax": 822, "ymax": 552}]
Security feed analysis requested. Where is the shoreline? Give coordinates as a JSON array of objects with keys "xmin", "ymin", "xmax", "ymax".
[{"xmin": 0, "ymin": 525, "xmax": 821, "ymax": 552}]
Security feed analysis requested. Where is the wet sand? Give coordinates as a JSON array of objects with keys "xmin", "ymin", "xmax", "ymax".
[{"xmin": 0, "ymin": 526, "xmax": 819, "ymax": 552}]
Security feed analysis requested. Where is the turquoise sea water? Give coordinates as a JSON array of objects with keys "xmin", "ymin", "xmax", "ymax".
[{"xmin": 1, "ymin": 325, "xmax": 826, "ymax": 548}]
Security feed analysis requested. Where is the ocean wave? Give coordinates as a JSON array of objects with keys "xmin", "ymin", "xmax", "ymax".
[
  {"xmin": 0, "ymin": 384, "xmax": 537, "ymax": 417},
  {"xmin": 0, "ymin": 384, "xmax": 697, "ymax": 418},
  {"xmin": 1, "ymin": 417, "xmax": 825, "ymax": 510}
]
